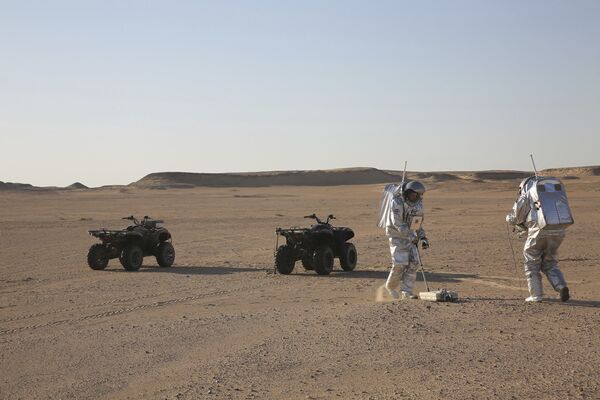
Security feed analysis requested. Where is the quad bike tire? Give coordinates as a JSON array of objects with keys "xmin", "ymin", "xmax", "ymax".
[
  {"xmin": 87, "ymin": 244, "xmax": 109, "ymax": 270},
  {"xmin": 339, "ymin": 242, "xmax": 358, "ymax": 271},
  {"xmin": 275, "ymin": 245, "xmax": 295, "ymax": 275},
  {"xmin": 313, "ymin": 245, "xmax": 334, "ymax": 276},
  {"xmin": 156, "ymin": 242, "xmax": 175, "ymax": 267},
  {"xmin": 121, "ymin": 245, "xmax": 143, "ymax": 271},
  {"xmin": 301, "ymin": 254, "xmax": 315, "ymax": 270}
]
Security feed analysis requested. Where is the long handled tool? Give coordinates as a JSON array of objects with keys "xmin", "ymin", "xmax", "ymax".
[{"xmin": 416, "ymin": 246, "xmax": 430, "ymax": 292}]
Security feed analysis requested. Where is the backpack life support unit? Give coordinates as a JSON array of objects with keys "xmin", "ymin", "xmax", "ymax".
[{"xmin": 524, "ymin": 176, "xmax": 574, "ymax": 230}]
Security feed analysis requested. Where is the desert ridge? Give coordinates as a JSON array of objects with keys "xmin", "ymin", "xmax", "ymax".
[{"xmin": 3, "ymin": 165, "xmax": 598, "ymax": 191}]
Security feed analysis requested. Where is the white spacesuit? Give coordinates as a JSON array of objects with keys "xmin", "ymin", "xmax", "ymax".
[
  {"xmin": 382, "ymin": 181, "xmax": 429, "ymax": 299},
  {"xmin": 506, "ymin": 176, "xmax": 573, "ymax": 302}
]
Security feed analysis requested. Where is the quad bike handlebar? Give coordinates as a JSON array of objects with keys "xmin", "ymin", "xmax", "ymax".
[
  {"xmin": 303, "ymin": 213, "xmax": 336, "ymax": 224},
  {"xmin": 122, "ymin": 216, "xmax": 139, "ymax": 225},
  {"xmin": 122, "ymin": 216, "xmax": 157, "ymax": 226}
]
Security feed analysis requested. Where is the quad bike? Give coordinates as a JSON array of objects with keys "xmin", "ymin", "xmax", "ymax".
[
  {"xmin": 87, "ymin": 216, "xmax": 175, "ymax": 271},
  {"xmin": 274, "ymin": 214, "xmax": 357, "ymax": 275}
]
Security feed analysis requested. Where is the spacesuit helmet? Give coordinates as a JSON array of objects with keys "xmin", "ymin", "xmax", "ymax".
[
  {"xmin": 403, "ymin": 180, "xmax": 426, "ymax": 202},
  {"xmin": 518, "ymin": 176, "xmax": 536, "ymax": 195}
]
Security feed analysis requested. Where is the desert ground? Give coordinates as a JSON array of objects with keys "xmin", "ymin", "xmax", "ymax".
[{"xmin": 1, "ymin": 175, "xmax": 599, "ymax": 399}]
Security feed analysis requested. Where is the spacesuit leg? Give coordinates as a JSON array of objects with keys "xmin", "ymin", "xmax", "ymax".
[
  {"xmin": 400, "ymin": 244, "xmax": 419, "ymax": 295},
  {"xmin": 541, "ymin": 235, "xmax": 567, "ymax": 292},
  {"xmin": 386, "ymin": 237, "xmax": 410, "ymax": 298},
  {"xmin": 523, "ymin": 235, "xmax": 544, "ymax": 298}
]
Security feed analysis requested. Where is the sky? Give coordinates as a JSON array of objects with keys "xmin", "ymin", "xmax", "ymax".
[{"xmin": 1, "ymin": 0, "xmax": 599, "ymax": 187}]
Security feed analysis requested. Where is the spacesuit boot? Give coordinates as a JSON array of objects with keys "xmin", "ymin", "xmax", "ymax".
[
  {"xmin": 560, "ymin": 287, "xmax": 570, "ymax": 302},
  {"xmin": 525, "ymin": 295, "xmax": 543, "ymax": 302}
]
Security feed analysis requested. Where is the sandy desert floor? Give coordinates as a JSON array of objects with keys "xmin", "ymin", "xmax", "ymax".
[{"xmin": 1, "ymin": 178, "xmax": 599, "ymax": 399}]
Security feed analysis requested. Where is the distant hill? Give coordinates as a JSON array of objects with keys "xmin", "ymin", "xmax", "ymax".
[
  {"xmin": 0, "ymin": 181, "xmax": 35, "ymax": 191},
  {"xmin": 131, "ymin": 165, "xmax": 600, "ymax": 189},
  {"xmin": 66, "ymin": 182, "xmax": 89, "ymax": 190},
  {"xmin": 537, "ymin": 166, "xmax": 600, "ymax": 177},
  {"xmin": 0, "ymin": 181, "xmax": 88, "ymax": 192},
  {"xmin": 132, "ymin": 168, "xmax": 400, "ymax": 189},
  {"xmin": 2, "ymin": 165, "xmax": 598, "ymax": 191}
]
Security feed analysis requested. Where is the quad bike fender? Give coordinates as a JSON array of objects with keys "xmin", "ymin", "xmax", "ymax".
[
  {"xmin": 157, "ymin": 230, "xmax": 171, "ymax": 242},
  {"xmin": 332, "ymin": 228, "xmax": 354, "ymax": 255},
  {"xmin": 333, "ymin": 228, "xmax": 354, "ymax": 242}
]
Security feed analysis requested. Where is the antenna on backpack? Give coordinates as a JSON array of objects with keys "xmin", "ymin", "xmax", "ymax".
[
  {"xmin": 401, "ymin": 160, "xmax": 407, "ymax": 189},
  {"xmin": 530, "ymin": 154, "xmax": 539, "ymax": 179}
]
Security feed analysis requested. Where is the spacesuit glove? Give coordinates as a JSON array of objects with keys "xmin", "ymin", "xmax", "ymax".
[
  {"xmin": 421, "ymin": 238, "xmax": 430, "ymax": 250},
  {"xmin": 505, "ymin": 214, "xmax": 514, "ymax": 224},
  {"xmin": 409, "ymin": 232, "xmax": 418, "ymax": 245}
]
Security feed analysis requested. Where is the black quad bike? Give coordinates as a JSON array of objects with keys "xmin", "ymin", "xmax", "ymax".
[
  {"xmin": 274, "ymin": 214, "xmax": 357, "ymax": 275},
  {"xmin": 87, "ymin": 216, "xmax": 175, "ymax": 271}
]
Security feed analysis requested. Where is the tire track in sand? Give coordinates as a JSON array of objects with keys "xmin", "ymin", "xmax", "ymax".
[{"xmin": 0, "ymin": 280, "xmax": 279, "ymax": 336}]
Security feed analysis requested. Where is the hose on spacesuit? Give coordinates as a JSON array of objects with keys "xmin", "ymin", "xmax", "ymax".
[{"xmin": 505, "ymin": 221, "xmax": 525, "ymax": 296}]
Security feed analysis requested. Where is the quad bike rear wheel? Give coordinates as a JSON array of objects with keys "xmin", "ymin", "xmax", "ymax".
[
  {"xmin": 156, "ymin": 242, "xmax": 175, "ymax": 267},
  {"xmin": 275, "ymin": 245, "xmax": 295, "ymax": 275},
  {"xmin": 313, "ymin": 245, "xmax": 334, "ymax": 276},
  {"xmin": 339, "ymin": 243, "xmax": 358, "ymax": 271},
  {"xmin": 121, "ymin": 245, "xmax": 143, "ymax": 271},
  {"xmin": 87, "ymin": 244, "xmax": 109, "ymax": 270}
]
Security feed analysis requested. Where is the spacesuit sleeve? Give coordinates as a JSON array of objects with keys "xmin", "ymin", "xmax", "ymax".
[
  {"xmin": 417, "ymin": 217, "xmax": 426, "ymax": 240},
  {"xmin": 506, "ymin": 194, "xmax": 530, "ymax": 226}
]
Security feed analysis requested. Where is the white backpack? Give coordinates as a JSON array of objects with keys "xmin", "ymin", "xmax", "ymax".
[{"xmin": 528, "ymin": 177, "xmax": 574, "ymax": 230}]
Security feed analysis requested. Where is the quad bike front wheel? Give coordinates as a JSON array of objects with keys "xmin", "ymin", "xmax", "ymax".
[
  {"xmin": 313, "ymin": 245, "xmax": 334, "ymax": 276},
  {"xmin": 339, "ymin": 243, "xmax": 358, "ymax": 271},
  {"xmin": 275, "ymin": 245, "xmax": 295, "ymax": 275},
  {"xmin": 301, "ymin": 254, "xmax": 315, "ymax": 270},
  {"xmin": 156, "ymin": 242, "xmax": 175, "ymax": 267},
  {"xmin": 121, "ymin": 245, "xmax": 143, "ymax": 271},
  {"xmin": 87, "ymin": 244, "xmax": 109, "ymax": 270}
]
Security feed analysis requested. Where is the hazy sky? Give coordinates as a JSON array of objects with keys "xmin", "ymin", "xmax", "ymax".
[{"xmin": 1, "ymin": 0, "xmax": 599, "ymax": 187}]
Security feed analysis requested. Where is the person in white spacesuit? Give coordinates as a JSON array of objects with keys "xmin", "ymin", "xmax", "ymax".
[
  {"xmin": 506, "ymin": 176, "xmax": 572, "ymax": 302},
  {"xmin": 384, "ymin": 181, "xmax": 429, "ymax": 300}
]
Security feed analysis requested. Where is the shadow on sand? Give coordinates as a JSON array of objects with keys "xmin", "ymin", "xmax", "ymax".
[
  {"xmin": 450, "ymin": 297, "xmax": 600, "ymax": 308},
  {"xmin": 291, "ymin": 269, "xmax": 478, "ymax": 283},
  {"xmin": 105, "ymin": 265, "xmax": 260, "ymax": 275},
  {"xmin": 545, "ymin": 299, "xmax": 600, "ymax": 308}
]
